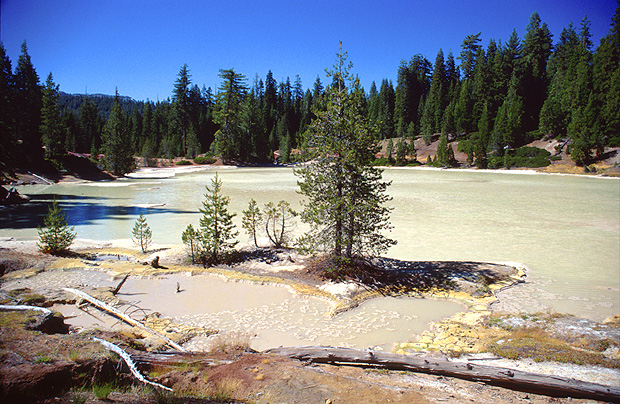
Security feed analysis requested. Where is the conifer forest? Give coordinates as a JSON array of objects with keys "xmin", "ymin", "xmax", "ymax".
[{"xmin": 1, "ymin": 10, "xmax": 618, "ymax": 174}]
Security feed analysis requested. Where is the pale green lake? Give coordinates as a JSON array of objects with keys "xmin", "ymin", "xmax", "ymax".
[{"xmin": 1, "ymin": 166, "xmax": 619, "ymax": 349}]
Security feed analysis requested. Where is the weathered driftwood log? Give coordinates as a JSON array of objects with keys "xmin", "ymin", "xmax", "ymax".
[
  {"xmin": 128, "ymin": 350, "xmax": 232, "ymax": 368},
  {"xmin": 0, "ymin": 304, "xmax": 53, "ymax": 315},
  {"xmin": 63, "ymin": 288, "xmax": 185, "ymax": 352},
  {"xmin": 92, "ymin": 337, "xmax": 173, "ymax": 391},
  {"xmin": 268, "ymin": 346, "xmax": 620, "ymax": 402},
  {"xmin": 112, "ymin": 274, "xmax": 130, "ymax": 295}
]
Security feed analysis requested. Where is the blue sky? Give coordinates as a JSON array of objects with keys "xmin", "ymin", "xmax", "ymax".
[{"xmin": 1, "ymin": 0, "xmax": 616, "ymax": 101}]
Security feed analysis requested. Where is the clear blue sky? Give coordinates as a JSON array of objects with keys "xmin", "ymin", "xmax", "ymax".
[{"xmin": 1, "ymin": 0, "xmax": 617, "ymax": 101}]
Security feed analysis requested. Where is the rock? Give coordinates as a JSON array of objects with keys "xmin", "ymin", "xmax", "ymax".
[{"xmin": 26, "ymin": 312, "xmax": 70, "ymax": 334}]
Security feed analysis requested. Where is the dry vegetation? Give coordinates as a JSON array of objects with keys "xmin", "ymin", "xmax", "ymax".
[{"xmin": 484, "ymin": 313, "xmax": 620, "ymax": 368}]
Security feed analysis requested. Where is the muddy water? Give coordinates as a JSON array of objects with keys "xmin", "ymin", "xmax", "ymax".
[
  {"xmin": 2, "ymin": 167, "xmax": 619, "ymax": 322},
  {"xmin": 119, "ymin": 273, "xmax": 464, "ymax": 351},
  {"xmin": 0, "ymin": 269, "xmax": 464, "ymax": 350}
]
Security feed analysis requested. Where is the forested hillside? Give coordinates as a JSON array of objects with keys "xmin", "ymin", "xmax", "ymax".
[{"xmin": 1, "ymin": 9, "xmax": 618, "ymax": 175}]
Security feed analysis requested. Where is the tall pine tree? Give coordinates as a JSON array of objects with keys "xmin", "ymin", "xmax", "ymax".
[
  {"xmin": 296, "ymin": 43, "xmax": 396, "ymax": 263},
  {"xmin": 102, "ymin": 92, "xmax": 134, "ymax": 175},
  {"xmin": 40, "ymin": 73, "xmax": 64, "ymax": 158}
]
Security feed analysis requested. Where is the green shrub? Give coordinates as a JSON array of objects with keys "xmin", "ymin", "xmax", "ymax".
[
  {"xmin": 175, "ymin": 159, "xmax": 192, "ymax": 166},
  {"xmin": 488, "ymin": 146, "xmax": 552, "ymax": 169},
  {"xmin": 371, "ymin": 157, "xmax": 391, "ymax": 166},
  {"xmin": 194, "ymin": 155, "xmax": 216, "ymax": 165},
  {"xmin": 37, "ymin": 199, "xmax": 76, "ymax": 255},
  {"xmin": 34, "ymin": 354, "xmax": 54, "ymax": 364}
]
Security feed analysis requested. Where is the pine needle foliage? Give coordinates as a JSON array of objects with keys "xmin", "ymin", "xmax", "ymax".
[
  {"xmin": 132, "ymin": 213, "xmax": 152, "ymax": 253},
  {"xmin": 37, "ymin": 199, "xmax": 76, "ymax": 255},
  {"xmin": 263, "ymin": 200, "xmax": 297, "ymax": 248},
  {"xmin": 181, "ymin": 224, "xmax": 202, "ymax": 264},
  {"xmin": 241, "ymin": 199, "xmax": 262, "ymax": 248},
  {"xmin": 198, "ymin": 173, "xmax": 238, "ymax": 263},
  {"xmin": 296, "ymin": 42, "xmax": 396, "ymax": 264}
]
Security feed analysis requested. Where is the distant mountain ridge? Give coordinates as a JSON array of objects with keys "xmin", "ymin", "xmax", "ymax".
[{"xmin": 58, "ymin": 91, "xmax": 145, "ymax": 120}]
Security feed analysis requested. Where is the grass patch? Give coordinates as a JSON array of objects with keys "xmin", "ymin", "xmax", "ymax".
[
  {"xmin": 488, "ymin": 327, "xmax": 620, "ymax": 368},
  {"xmin": 92, "ymin": 381, "xmax": 116, "ymax": 400},
  {"xmin": 208, "ymin": 331, "xmax": 251, "ymax": 353},
  {"xmin": 208, "ymin": 378, "xmax": 242, "ymax": 401},
  {"xmin": 34, "ymin": 354, "xmax": 54, "ymax": 364}
]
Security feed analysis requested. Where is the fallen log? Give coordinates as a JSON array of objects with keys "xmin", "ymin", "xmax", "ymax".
[
  {"xmin": 268, "ymin": 346, "xmax": 620, "ymax": 402},
  {"xmin": 128, "ymin": 350, "xmax": 233, "ymax": 368},
  {"xmin": 0, "ymin": 304, "xmax": 53, "ymax": 315},
  {"xmin": 112, "ymin": 274, "xmax": 129, "ymax": 295},
  {"xmin": 63, "ymin": 288, "xmax": 185, "ymax": 352},
  {"xmin": 92, "ymin": 337, "xmax": 173, "ymax": 392}
]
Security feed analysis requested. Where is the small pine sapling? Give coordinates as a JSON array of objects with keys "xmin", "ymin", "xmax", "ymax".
[
  {"xmin": 263, "ymin": 201, "xmax": 297, "ymax": 248},
  {"xmin": 242, "ymin": 199, "xmax": 263, "ymax": 248},
  {"xmin": 181, "ymin": 224, "xmax": 202, "ymax": 264},
  {"xmin": 132, "ymin": 213, "xmax": 152, "ymax": 253},
  {"xmin": 38, "ymin": 199, "xmax": 76, "ymax": 255},
  {"xmin": 199, "ymin": 174, "xmax": 238, "ymax": 263}
]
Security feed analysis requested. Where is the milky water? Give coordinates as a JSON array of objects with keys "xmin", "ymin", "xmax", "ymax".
[
  {"xmin": 2, "ymin": 167, "xmax": 619, "ymax": 324},
  {"xmin": 1, "ymin": 267, "xmax": 463, "ymax": 350}
]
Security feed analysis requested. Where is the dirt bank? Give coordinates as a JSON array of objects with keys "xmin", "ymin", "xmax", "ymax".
[
  {"xmin": 1, "ymin": 309, "xmax": 615, "ymax": 404},
  {"xmin": 1, "ymin": 240, "xmax": 619, "ymax": 402}
]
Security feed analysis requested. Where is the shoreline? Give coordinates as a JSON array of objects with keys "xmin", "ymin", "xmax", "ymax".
[
  {"xmin": 5, "ymin": 158, "xmax": 619, "ymax": 187},
  {"xmin": 1, "ymin": 238, "xmax": 526, "ymax": 346},
  {"xmin": 2, "ymin": 238, "xmax": 619, "ymax": 389}
]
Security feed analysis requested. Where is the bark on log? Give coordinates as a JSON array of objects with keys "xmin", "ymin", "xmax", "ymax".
[
  {"xmin": 112, "ymin": 274, "xmax": 129, "ymax": 295},
  {"xmin": 92, "ymin": 337, "xmax": 173, "ymax": 391},
  {"xmin": 63, "ymin": 288, "xmax": 185, "ymax": 352},
  {"xmin": 128, "ymin": 350, "xmax": 232, "ymax": 368},
  {"xmin": 268, "ymin": 346, "xmax": 620, "ymax": 402}
]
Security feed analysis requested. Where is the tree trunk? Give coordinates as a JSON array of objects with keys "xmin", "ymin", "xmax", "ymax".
[{"xmin": 268, "ymin": 346, "xmax": 620, "ymax": 402}]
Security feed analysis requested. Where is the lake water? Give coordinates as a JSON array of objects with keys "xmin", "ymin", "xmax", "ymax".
[{"xmin": 2, "ymin": 166, "xmax": 619, "ymax": 326}]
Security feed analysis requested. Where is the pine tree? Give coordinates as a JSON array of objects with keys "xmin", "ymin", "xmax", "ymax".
[
  {"xmin": 214, "ymin": 69, "xmax": 248, "ymax": 160},
  {"xmin": 102, "ymin": 93, "xmax": 134, "ymax": 175},
  {"xmin": 435, "ymin": 133, "xmax": 450, "ymax": 167},
  {"xmin": 132, "ymin": 214, "xmax": 152, "ymax": 253},
  {"xmin": 458, "ymin": 33, "xmax": 482, "ymax": 79},
  {"xmin": 593, "ymin": 4, "xmax": 620, "ymax": 146},
  {"xmin": 378, "ymin": 79, "xmax": 396, "ymax": 139},
  {"xmin": 78, "ymin": 97, "xmax": 100, "ymax": 153},
  {"xmin": 38, "ymin": 199, "xmax": 76, "ymax": 255},
  {"xmin": 198, "ymin": 174, "xmax": 238, "ymax": 263},
  {"xmin": 13, "ymin": 41, "xmax": 42, "ymax": 161},
  {"xmin": 40, "ymin": 73, "xmax": 64, "ymax": 158},
  {"xmin": 521, "ymin": 12, "xmax": 553, "ymax": 131},
  {"xmin": 0, "ymin": 43, "xmax": 14, "ymax": 166},
  {"xmin": 181, "ymin": 224, "xmax": 202, "ymax": 264},
  {"xmin": 172, "ymin": 64, "xmax": 192, "ymax": 155},
  {"xmin": 296, "ymin": 42, "xmax": 396, "ymax": 263},
  {"xmin": 492, "ymin": 72, "xmax": 524, "ymax": 149},
  {"xmin": 263, "ymin": 201, "xmax": 297, "ymax": 248},
  {"xmin": 394, "ymin": 55, "xmax": 432, "ymax": 134},
  {"xmin": 242, "ymin": 199, "xmax": 263, "ymax": 248}
]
